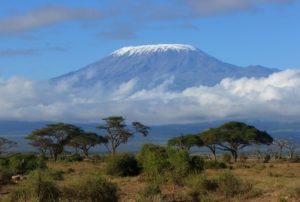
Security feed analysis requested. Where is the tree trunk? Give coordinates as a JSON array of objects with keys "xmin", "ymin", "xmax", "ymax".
[
  {"xmin": 83, "ymin": 148, "xmax": 89, "ymax": 158},
  {"xmin": 230, "ymin": 150, "xmax": 238, "ymax": 162}
]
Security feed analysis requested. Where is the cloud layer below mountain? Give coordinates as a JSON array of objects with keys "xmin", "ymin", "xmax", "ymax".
[{"xmin": 0, "ymin": 69, "xmax": 299, "ymax": 124}]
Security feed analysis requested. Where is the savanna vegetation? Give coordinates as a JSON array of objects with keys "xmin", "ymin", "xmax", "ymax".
[{"xmin": 0, "ymin": 119, "xmax": 299, "ymax": 202}]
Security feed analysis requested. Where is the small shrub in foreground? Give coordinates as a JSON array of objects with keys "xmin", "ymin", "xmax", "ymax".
[
  {"xmin": 1, "ymin": 153, "xmax": 46, "ymax": 175},
  {"xmin": 7, "ymin": 169, "xmax": 60, "ymax": 202},
  {"xmin": 106, "ymin": 153, "xmax": 140, "ymax": 177},
  {"xmin": 61, "ymin": 175, "xmax": 118, "ymax": 202},
  {"xmin": 185, "ymin": 174, "xmax": 218, "ymax": 195},
  {"xmin": 136, "ymin": 182, "xmax": 162, "ymax": 202}
]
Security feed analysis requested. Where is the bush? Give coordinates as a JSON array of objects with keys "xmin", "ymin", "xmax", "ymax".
[
  {"xmin": 218, "ymin": 172, "xmax": 261, "ymax": 198},
  {"xmin": 218, "ymin": 172, "xmax": 252, "ymax": 198},
  {"xmin": 186, "ymin": 174, "xmax": 219, "ymax": 194},
  {"xmin": 137, "ymin": 182, "xmax": 161, "ymax": 202},
  {"xmin": 1, "ymin": 153, "xmax": 46, "ymax": 175},
  {"xmin": 8, "ymin": 169, "xmax": 60, "ymax": 202},
  {"xmin": 138, "ymin": 144, "xmax": 169, "ymax": 177},
  {"xmin": 204, "ymin": 161, "xmax": 227, "ymax": 169},
  {"xmin": 61, "ymin": 175, "xmax": 118, "ymax": 202},
  {"xmin": 63, "ymin": 153, "xmax": 83, "ymax": 162},
  {"xmin": 189, "ymin": 155, "xmax": 205, "ymax": 173},
  {"xmin": 106, "ymin": 153, "xmax": 140, "ymax": 177}
]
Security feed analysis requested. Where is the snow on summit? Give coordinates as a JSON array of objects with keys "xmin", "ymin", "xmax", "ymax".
[{"xmin": 111, "ymin": 44, "xmax": 197, "ymax": 56}]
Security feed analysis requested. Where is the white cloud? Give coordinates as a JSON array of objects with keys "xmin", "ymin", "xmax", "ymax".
[
  {"xmin": 0, "ymin": 6, "xmax": 102, "ymax": 33},
  {"xmin": 0, "ymin": 69, "xmax": 300, "ymax": 124}
]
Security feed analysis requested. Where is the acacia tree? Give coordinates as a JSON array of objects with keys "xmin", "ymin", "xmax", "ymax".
[
  {"xmin": 168, "ymin": 134, "xmax": 203, "ymax": 152},
  {"xmin": 27, "ymin": 123, "xmax": 82, "ymax": 161},
  {"xmin": 0, "ymin": 137, "xmax": 17, "ymax": 157},
  {"xmin": 215, "ymin": 122, "xmax": 273, "ymax": 162},
  {"xmin": 97, "ymin": 116, "xmax": 149, "ymax": 155},
  {"xmin": 68, "ymin": 132, "xmax": 107, "ymax": 157},
  {"xmin": 198, "ymin": 128, "xmax": 220, "ymax": 161}
]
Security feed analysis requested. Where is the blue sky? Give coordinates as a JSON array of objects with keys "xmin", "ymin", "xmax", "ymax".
[{"xmin": 0, "ymin": 0, "xmax": 299, "ymax": 79}]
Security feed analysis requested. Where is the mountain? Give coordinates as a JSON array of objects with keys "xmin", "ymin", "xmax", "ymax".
[{"xmin": 52, "ymin": 44, "xmax": 279, "ymax": 91}]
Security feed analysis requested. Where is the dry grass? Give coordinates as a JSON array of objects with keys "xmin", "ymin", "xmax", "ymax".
[{"xmin": 1, "ymin": 160, "xmax": 300, "ymax": 202}]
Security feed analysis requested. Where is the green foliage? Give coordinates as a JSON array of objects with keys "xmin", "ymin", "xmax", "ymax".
[
  {"xmin": 189, "ymin": 155, "xmax": 205, "ymax": 172},
  {"xmin": 199, "ymin": 122, "xmax": 273, "ymax": 162},
  {"xmin": 61, "ymin": 175, "xmax": 118, "ymax": 202},
  {"xmin": 204, "ymin": 161, "xmax": 227, "ymax": 169},
  {"xmin": 98, "ymin": 116, "xmax": 149, "ymax": 155},
  {"xmin": 138, "ymin": 144, "xmax": 170, "ymax": 177},
  {"xmin": 218, "ymin": 172, "xmax": 245, "ymax": 198},
  {"xmin": 8, "ymin": 169, "xmax": 60, "ymax": 202},
  {"xmin": 136, "ymin": 182, "xmax": 162, "ymax": 202},
  {"xmin": 106, "ymin": 153, "xmax": 140, "ymax": 177},
  {"xmin": 68, "ymin": 132, "xmax": 107, "ymax": 157},
  {"xmin": 138, "ymin": 144, "xmax": 204, "ymax": 183},
  {"xmin": 186, "ymin": 174, "xmax": 219, "ymax": 194},
  {"xmin": 218, "ymin": 172, "xmax": 240, "ymax": 197},
  {"xmin": 168, "ymin": 134, "xmax": 203, "ymax": 151},
  {"xmin": 62, "ymin": 153, "xmax": 84, "ymax": 162},
  {"xmin": 27, "ymin": 123, "xmax": 83, "ymax": 161},
  {"xmin": 0, "ymin": 153, "xmax": 46, "ymax": 175}
]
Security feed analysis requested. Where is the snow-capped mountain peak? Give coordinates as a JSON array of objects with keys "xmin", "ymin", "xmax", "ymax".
[
  {"xmin": 53, "ymin": 44, "xmax": 279, "ymax": 92},
  {"xmin": 111, "ymin": 44, "xmax": 197, "ymax": 56}
]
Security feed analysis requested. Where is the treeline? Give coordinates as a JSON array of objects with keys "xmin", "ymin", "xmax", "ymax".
[{"xmin": 0, "ymin": 118, "xmax": 299, "ymax": 161}]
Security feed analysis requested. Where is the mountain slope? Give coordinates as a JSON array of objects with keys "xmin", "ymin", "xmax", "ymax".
[{"xmin": 52, "ymin": 44, "xmax": 279, "ymax": 91}]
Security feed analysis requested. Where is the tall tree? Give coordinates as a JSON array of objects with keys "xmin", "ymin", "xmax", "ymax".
[
  {"xmin": 27, "ymin": 123, "xmax": 82, "ymax": 161},
  {"xmin": 215, "ymin": 122, "xmax": 273, "ymax": 162},
  {"xmin": 97, "ymin": 116, "xmax": 149, "ymax": 155},
  {"xmin": 0, "ymin": 137, "xmax": 17, "ymax": 157},
  {"xmin": 168, "ymin": 134, "xmax": 203, "ymax": 152},
  {"xmin": 68, "ymin": 132, "xmax": 107, "ymax": 157}
]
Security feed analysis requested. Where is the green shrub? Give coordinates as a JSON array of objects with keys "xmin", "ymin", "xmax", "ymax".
[
  {"xmin": 63, "ymin": 153, "xmax": 83, "ymax": 162},
  {"xmin": 222, "ymin": 153, "xmax": 232, "ymax": 164},
  {"xmin": 189, "ymin": 156, "xmax": 205, "ymax": 173},
  {"xmin": 137, "ymin": 182, "xmax": 161, "ymax": 202},
  {"xmin": 138, "ymin": 144, "xmax": 169, "ymax": 177},
  {"xmin": 47, "ymin": 169, "xmax": 65, "ymax": 181},
  {"xmin": 204, "ymin": 161, "xmax": 227, "ymax": 169},
  {"xmin": 61, "ymin": 175, "xmax": 118, "ymax": 202},
  {"xmin": 218, "ymin": 172, "xmax": 242, "ymax": 197},
  {"xmin": 1, "ymin": 153, "xmax": 46, "ymax": 175},
  {"xmin": 186, "ymin": 174, "xmax": 218, "ymax": 194},
  {"xmin": 8, "ymin": 169, "xmax": 60, "ymax": 202},
  {"xmin": 219, "ymin": 172, "xmax": 260, "ymax": 199},
  {"xmin": 106, "ymin": 153, "xmax": 140, "ymax": 177}
]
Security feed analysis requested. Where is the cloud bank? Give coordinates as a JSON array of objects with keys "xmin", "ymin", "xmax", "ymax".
[
  {"xmin": 0, "ymin": 1, "xmax": 292, "ymax": 36},
  {"xmin": 0, "ymin": 69, "xmax": 299, "ymax": 125},
  {"xmin": 0, "ymin": 6, "xmax": 102, "ymax": 34}
]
